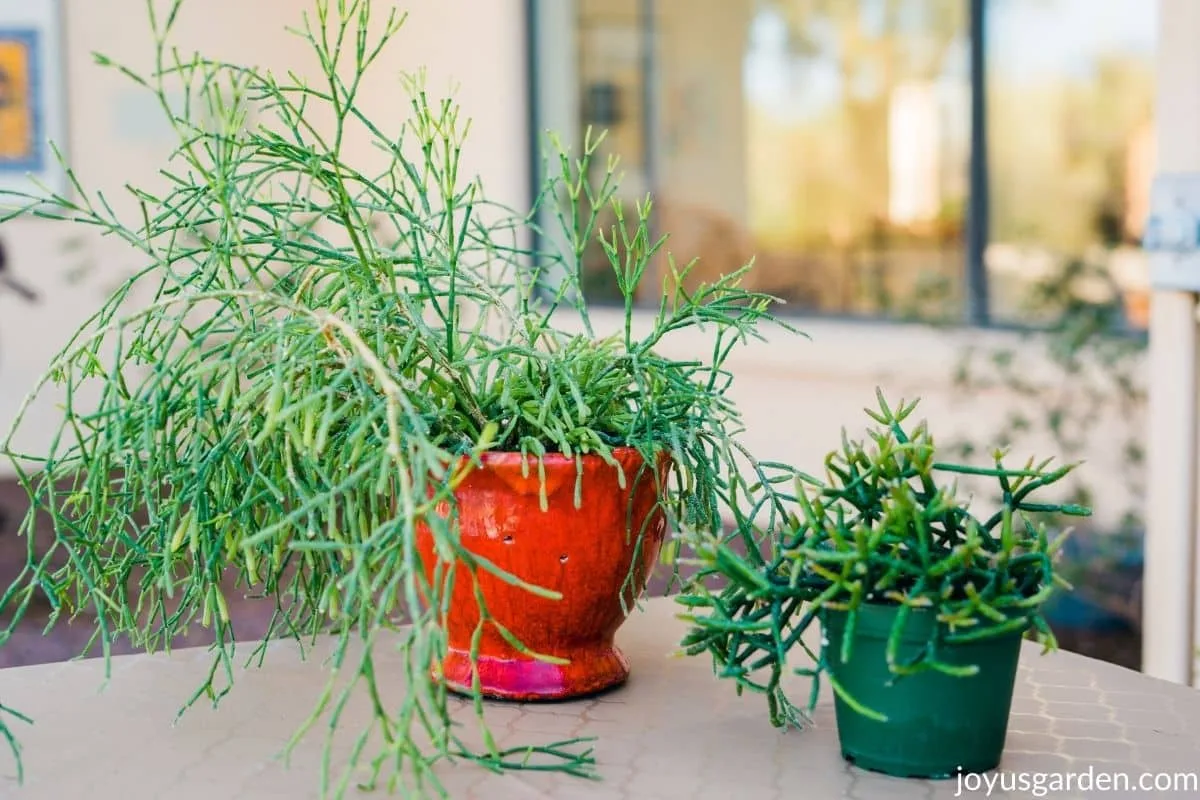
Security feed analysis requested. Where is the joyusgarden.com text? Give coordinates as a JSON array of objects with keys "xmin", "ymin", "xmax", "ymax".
[{"xmin": 955, "ymin": 767, "xmax": 1199, "ymax": 796}]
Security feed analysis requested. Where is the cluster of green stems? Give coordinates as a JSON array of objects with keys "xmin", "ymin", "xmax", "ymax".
[{"xmin": 677, "ymin": 390, "xmax": 1090, "ymax": 727}]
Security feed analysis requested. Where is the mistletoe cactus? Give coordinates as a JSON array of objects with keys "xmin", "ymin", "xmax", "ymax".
[
  {"xmin": 677, "ymin": 390, "xmax": 1091, "ymax": 727},
  {"xmin": 0, "ymin": 0, "xmax": 801, "ymax": 796}
]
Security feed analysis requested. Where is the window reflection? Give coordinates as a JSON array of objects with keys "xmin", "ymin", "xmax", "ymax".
[
  {"xmin": 576, "ymin": 0, "xmax": 970, "ymax": 320},
  {"xmin": 986, "ymin": 0, "xmax": 1155, "ymax": 329},
  {"xmin": 577, "ymin": 1, "xmax": 649, "ymax": 304},
  {"xmin": 568, "ymin": 0, "xmax": 1155, "ymax": 328},
  {"xmin": 743, "ymin": 1, "xmax": 969, "ymax": 320}
]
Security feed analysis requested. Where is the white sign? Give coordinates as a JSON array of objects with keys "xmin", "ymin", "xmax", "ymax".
[{"xmin": 1146, "ymin": 172, "xmax": 1200, "ymax": 292}]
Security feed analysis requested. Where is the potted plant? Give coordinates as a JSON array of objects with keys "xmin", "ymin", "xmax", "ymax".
[
  {"xmin": 677, "ymin": 391, "xmax": 1090, "ymax": 778},
  {"xmin": 414, "ymin": 404, "xmax": 674, "ymax": 703},
  {"xmin": 0, "ymin": 1, "xmax": 800, "ymax": 797}
]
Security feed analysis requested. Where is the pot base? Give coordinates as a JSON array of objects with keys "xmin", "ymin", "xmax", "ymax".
[
  {"xmin": 841, "ymin": 749, "xmax": 996, "ymax": 780},
  {"xmin": 440, "ymin": 642, "xmax": 630, "ymax": 702}
]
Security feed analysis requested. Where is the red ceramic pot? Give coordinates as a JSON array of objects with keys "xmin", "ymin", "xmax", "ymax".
[{"xmin": 415, "ymin": 447, "xmax": 669, "ymax": 701}]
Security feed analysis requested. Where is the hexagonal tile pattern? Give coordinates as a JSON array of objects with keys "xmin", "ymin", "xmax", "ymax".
[{"xmin": 1, "ymin": 598, "xmax": 1198, "ymax": 799}]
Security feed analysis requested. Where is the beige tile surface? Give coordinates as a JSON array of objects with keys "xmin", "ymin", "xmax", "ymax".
[{"xmin": 0, "ymin": 598, "xmax": 1197, "ymax": 799}]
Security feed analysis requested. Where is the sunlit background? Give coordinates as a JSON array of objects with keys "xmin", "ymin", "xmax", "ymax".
[{"xmin": 563, "ymin": 0, "xmax": 1154, "ymax": 329}]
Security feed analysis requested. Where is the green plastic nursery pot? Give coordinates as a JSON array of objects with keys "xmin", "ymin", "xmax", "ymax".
[{"xmin": 823, "ymin": 603, "xmax": 1026, "ymax": 779}]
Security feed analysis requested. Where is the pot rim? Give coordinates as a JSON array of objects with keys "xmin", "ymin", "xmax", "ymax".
[
  {"xmin": 824, "ymin": 598, "xmax": 1040, "ymax": 613},
  {"xmin": 822, "ymin": 599, "xmax": 1034, "ymax": 642},
  {"xmin": 470, "ymin": 446, "xmax": 665, "ymax": 468}
]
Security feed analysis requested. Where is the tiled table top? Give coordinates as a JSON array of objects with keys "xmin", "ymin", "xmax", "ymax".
[{"xmin": 0, "ymin": 598, "xmax": 1197, "ymax": 799}]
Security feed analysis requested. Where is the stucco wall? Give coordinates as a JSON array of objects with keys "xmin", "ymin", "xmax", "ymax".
[{"xmin": 567, "ymin": 308, "xmax": 1147, "ymax": 532}]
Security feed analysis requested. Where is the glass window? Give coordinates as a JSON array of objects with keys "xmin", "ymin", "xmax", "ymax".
[
  {"xmin": 572, "ymin": 0, "xmax": 971, "ymax": 321},
  {"xmin": 543, "ymin": 0, "xmax": 1157, "ymax": 328},
  {"xmin": 985, "ymin": 0, "xmax": 1156, "ymax": 329}
]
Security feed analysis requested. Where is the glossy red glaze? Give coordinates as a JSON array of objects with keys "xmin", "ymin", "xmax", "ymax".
[{"xmin": 415, "ymin": 448, "xmax": 669, "ymax": 701}]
